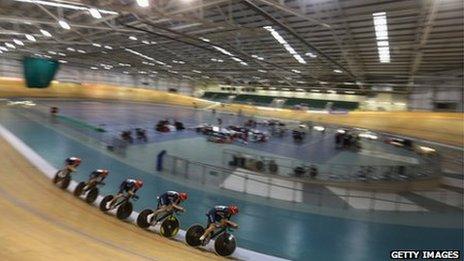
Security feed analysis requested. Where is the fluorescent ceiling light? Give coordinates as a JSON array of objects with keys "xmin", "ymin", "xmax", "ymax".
[
  {"xmin": 305, "ymin": 52, "xmax": 317, "ymax": 58},
  {"xmin": 48, "ymin": 50, "xmax": 56, "ymax": 55},
  {"xmin": 0, "ymin": 46, "xmax": 8, "ymax": 51},
  {"xmin": 104, "ymin": 45, "xmax": 112, "ymax": 49},
  {"xmin": 123, "ymin": 71, "xmax": 129, "ymax": 74},
  {"xmin": 263, "ymin": 26, "xmax": 306, "ymax": 64},
  {"xmin": 14, "ymin": 0, "xmax": 118, "ymax": 14},
  {"xmin": 373, "ymin": 12, "xmax": 391, "ymax": 63},
  {"xmin": 40, "ymin": 29, "xmax": 52, "ymax": 37},
  {"xmin": 142, "ymin": 40, "xmax": 150, "ymax": 45},
  {"xmin": 129, "ymin": 36, "xmax": 138, "ymax": 41},
  {"xmin": 319, "ymin": 81, "xmax": 328, "ymax": 84},
  {"xmin": 89, "ymin": 8, "xmax": 102, "ymax": 19},
  {"xmin": 251, "ymin": 54, "xmax": 264, "ymax": 61},
  {"xmin": 13, "ymin": 39, "xmax": 24, "ymax": 46},
  {"xmin": 58, "ymin": 52, "xmax": 66, "ymax": 56},
  {"xmin": 58, "ymin": 20, "xmax": 71, "ymax": 30},
  {"xmin": 377, "ymin": 41, "xmax": 389, "ymax": 47},
  {"xmin": 199, "ymin": 37, "xmax": 210, "ymax": 42},
  {"xmin": 25, "ymin": 34, "xmax": 36, "ymax": 42},
  {"xmin": 213, "ymin": 46, "xmax": 234, "ymax": 56},
  {"xmin": 258, "ymin": 69, "xmax": 267, "ymax": 73},
  {"xmin": 58, "ymin": 60, "xmax": 67, "ymax": 63},
  {"xmin": 124, "ymin": 48, "xmax": 168, "ymax": 66},
  {"xmin": 66, "ymin": 47, "xmax": 75, "ymax": 52},
  {"xmin": 77, "ymin": 49, "xmax": 86, "ymax": 53},
  {"xmin": 92, "ymin": 43, "xmax": 101, "ymax": 47},
  {"xmin": 192, "ymin": 70, "xmax": 202, "ymax": 73},
  {"xmin": 345, "ymin": 91, "xmax": 355, "ymax": 94},
  {"xmin": 136, "ymin": 0, "xmax": 149, "ymax": 7},
  {"xmin": 170, "ymin": 23, "xmax": 201, "ymax": 30},
  {"xmin": 292, "ymin": 69, "xmax": 301, "ymax": 74},
  {"xmin": 90, "ymin": 67, "xmax": 98, "ymax": 70},
  {"xmin": 333, "ymin": 69, "xmax": 343, "ymax": 73}
]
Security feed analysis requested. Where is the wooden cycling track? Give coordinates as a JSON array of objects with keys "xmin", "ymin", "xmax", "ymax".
[{"xmin": 0, "ymin": 136, "xmax": 222, "ymax": 260}]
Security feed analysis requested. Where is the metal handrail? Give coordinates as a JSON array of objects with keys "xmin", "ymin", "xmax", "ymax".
[{"xmin": 163, "ymin": 154, "xmax": 436, "ymax": 209}]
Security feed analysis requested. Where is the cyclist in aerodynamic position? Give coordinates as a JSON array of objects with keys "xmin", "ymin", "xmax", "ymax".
[
  {"xmin": 108, "ymin": 178, "xmax": 143, "ymax": 208},
  {"xmin": 149, "ymin": 191, "xmax": 188, "ymax": 224},
  {"xmin": 64, "ymin": 156, "xmax": 81, "ymax": 173},
  {"xmin": 199, "ymin": 205, "xmax": 239, "ymax": 245},
  {"xmin": 83, "ymin": 169, "xmax": 109, "ymax": 189}
]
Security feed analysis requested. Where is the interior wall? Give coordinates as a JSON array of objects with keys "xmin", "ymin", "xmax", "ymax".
[
  {"xmin": 0, "ymin": 78, "xmax": 462, "ymax": 146},
  {"xmin": 409, "ymin": 71, "xmax": 463, "ymax": 112},
  {"xmin": 0, "ymin": 58, "xmax": 195, "ymax": 95},
  {"xmin": 409, "ymin": 86, "xmax": 463, "ymax": 112},
  {"xmin": 201, "ymin": 84, "xmax": 409, "ymax": 111}
]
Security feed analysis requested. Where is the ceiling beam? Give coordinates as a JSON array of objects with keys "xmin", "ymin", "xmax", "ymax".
[{"xmin": 240, "ymin": 0, "xmax": 356, "ymax": 79}]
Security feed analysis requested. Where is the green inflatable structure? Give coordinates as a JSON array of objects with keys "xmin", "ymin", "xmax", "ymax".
[{"xmin": 23, "ymin": 57, "xmax": 60, "ymax": 88}]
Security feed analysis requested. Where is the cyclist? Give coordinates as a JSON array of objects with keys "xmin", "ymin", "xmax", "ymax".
[
  {"xmin": 84, "ymin": 169, "xmax": 109, "ymax": 190},
  {"xmin": 199, "ymin": 205, "xmax": 239, "ymax": 245},
  {"xmin": 64, "ymin": 157, "xmax": 81, "ymax": 173},
  {"xmin": 108, "ymin": 178, "xmax": 143, "ymax": 208},
  {"xmin": 150, "ymin": 191, "xmax": 188, "ymax": 224}
]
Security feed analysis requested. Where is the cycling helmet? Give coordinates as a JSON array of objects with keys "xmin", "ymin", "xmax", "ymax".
[
  {"xmin": 98, "ymin": 169, "xmax": 109, "ymax": 177},
  {"xmin": 179, "ymin": 192, "xmax": 188, "ymax": 201},
  {"xmin": 134, "ymin": 179, "xmax": 143, "ymax": 189},
  {"xmin": 228, "ymin": 205, "xmax": 239, "ymax": 215},
  {"xmin": 66, "ymin": 157, "xmax": 81, "ymax": 166}
]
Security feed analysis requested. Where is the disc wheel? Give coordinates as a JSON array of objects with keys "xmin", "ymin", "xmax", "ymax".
[
  {"xmin": 85, "ymin": 187, "xmax": 99, "ymax": 204},
  {"xmin": 74, "ymin": 182, "xmax": 86, "ymax": 197},
  {"xmin": 185, "ymin": 225, "xmax": 205, "ymax": 247},
  {"xmin": 116, "ymin": 201, "xmax": 133, "ymax": 220},
  {"xmin": 214, "ymin": 233, "xmax": 236, "ymax": 256},
  {"xmin": 160, "ymin": 216, "xmax": 179, "ymax": 238},
  {"xmin": 59, "ymin": 175, "xmax": 71, "ymax": 189},
  {"xmin": 99, "ymin": 195, "xmax": 114, "ymax": 212},
  {"xmin": 136, "ymin": 209, "xmax": 153, "ymax": 228},
  {"xmin": 52, "ymin": 170, "xmax": 61, "ymax": 184}
]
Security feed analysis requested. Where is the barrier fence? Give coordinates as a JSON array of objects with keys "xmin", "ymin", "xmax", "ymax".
[
  {"xmin": 221, "ymin": 148, "xmax": 441, "ymax": 183},
  {"xmin": 161, "ymin": 154, "xmax": 460, "ymax": 212}
]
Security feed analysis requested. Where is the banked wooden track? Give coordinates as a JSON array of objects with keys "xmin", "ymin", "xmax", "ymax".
[
  {"xmin": 0, "ymin": 77, "xmax": 462, "ymax": 146},
  {"xmin": 0, "ymin": 136, "xmax": 222, "ymax": 260}
]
